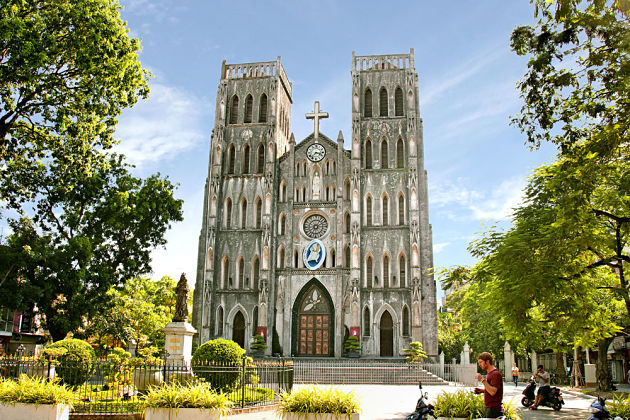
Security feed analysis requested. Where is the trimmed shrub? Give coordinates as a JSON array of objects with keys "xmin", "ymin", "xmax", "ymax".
[
  {"xmin": 192, "ymin": 339, "xmax": 247, "ymax": 391},
  {"xmin": 46, "ymin": 338, "xmax": 96, "ymax": 386}
]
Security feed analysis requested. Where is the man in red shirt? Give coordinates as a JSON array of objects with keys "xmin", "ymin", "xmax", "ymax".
[{"xmin": 474, "ymin": 352, "xmax": 504, "ymax": 418}]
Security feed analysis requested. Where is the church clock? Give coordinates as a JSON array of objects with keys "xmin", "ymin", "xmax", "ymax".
[{"xmin": 306, "ymin": 143, "xmax": 325, "ymax": 162}]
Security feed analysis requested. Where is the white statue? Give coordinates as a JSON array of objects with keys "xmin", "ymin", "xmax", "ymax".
[{"xmin": 312, "ymin": 170, "xmax": 321, "ymax": 200}]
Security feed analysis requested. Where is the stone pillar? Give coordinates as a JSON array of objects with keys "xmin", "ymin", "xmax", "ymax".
[
  {"xmin": 462, "ymin": 342, "xmax": 470, "ymax": 365},
  {"xmin": 531, "ymin": 350, "xmax": 538, "ymax": 373},
  {"xmin": 163, "ymin": 321, "xmax": 197, "ymax": 365},
  {"xmin": 504, "ymin": 341, "xmax": 513, "ymax": 379},
  {"xmin": 439, "ymin": 351, "xmax": 445, "ymax": 378}
]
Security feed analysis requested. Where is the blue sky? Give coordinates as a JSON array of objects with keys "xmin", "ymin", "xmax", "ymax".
[{"xmin": 114, "ymin": 0, "xmax": 558, "ymax": 296}]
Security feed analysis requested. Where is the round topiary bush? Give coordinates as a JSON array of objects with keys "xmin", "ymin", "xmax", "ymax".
[
  {"xmin": 47, "ymin": 338, "xmax": 97, "ymax": 386},
  {"xmin": 192, "ymin": 339, "xmax": 246, "ymax": 391}
]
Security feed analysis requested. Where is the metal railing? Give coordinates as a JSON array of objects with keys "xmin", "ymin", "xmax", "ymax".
[{"xmin": 0, "ymin": 356, "xmax": 293, "ymax": 415}]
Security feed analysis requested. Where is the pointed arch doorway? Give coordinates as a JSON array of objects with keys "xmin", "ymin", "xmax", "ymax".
[
  {"xmin": 233, "ymin": 311, "xmax": 245, "ymax": 349},
  {"xmin": 380, "ymin": 311, "xmax": 393, "ymax": 357},
  {"xmin": 292, "ymin": 280, "xmax": 334, "ymax": 357}
]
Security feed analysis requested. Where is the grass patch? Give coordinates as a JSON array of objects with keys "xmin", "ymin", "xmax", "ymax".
[
  {"xmin": 278, "ymin": 386, "xmax": 360, "ymax": 415},
  {"xmin": 0, "ymin": 375, "xmax": 74, "ymax": 408},
  {"xmin": 226, "ymin": 386, "xmax": 275, "ymax": 405}
]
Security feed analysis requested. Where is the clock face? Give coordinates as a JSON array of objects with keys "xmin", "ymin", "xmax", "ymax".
[
  {"xmin": 307, "ymin": 143, "xmax": 325, "ymax": 162},
  {"xmin": 303, "ymin": 214, "xmax": 328, "ymax": 238}
]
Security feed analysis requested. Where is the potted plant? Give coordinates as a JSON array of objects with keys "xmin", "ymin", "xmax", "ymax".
[
  {"xmin": 143, "ymin": 382, "xmax": 232, "ymax": 420},
  {"xmin": 128, "ymin": 346, "xmax": 164, "ymax": 393},
  {"xmin": 277, "ymin": 386, "xmax": 361, "ymax": 420},
  {"xmin": 250, "ymin": 334, "xmax": 268, "ymax": 357},
  {"xmin": 343, "ymin": 336, "xmax": 361, "ymax": 358},
  {"xmin": 433, "ymin": 389, "xmax": 484, "ymax": 420},
  {"xmin": 0, "ymin": 375, "xmax": 74, "ymax": 420}
]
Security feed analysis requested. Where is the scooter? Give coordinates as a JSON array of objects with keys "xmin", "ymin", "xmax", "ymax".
[
  {"xmin": 406, "ymin": 381, "xmax": 436, "ymax": 420},
  {"xmin": 521, "ymin": 376, "xmax": 564, "ymax": 411},
  {"xmin": 588, "ymin": 396, "xmax": 623, "ymax": 420}
]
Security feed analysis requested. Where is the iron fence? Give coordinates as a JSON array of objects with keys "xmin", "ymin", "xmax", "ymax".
[{"xmin": 0, "ymin": 356, "xmax": 293, "ymax": 415}]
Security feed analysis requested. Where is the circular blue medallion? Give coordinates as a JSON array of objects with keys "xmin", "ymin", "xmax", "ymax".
[{"xmin": 302, "ymin": 239, "xmax": 326, "ymax": 270}]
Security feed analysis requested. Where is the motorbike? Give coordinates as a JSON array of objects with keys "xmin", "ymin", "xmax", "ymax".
[
  {"xmin": 406, "ymin": 381, "xmax": 436, "ymax": 420},
  {"xmin": 521, "ymin": 376, "xmax": 564, "ymax": 411},
  {"xmin": 588, "ymin": 396, "xmax": 623, "ymax": 420}
]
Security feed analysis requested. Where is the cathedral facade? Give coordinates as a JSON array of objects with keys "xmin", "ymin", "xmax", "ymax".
[{"xmin": 192, "ymin": 49, "xmax": 438, "ymax": 358}]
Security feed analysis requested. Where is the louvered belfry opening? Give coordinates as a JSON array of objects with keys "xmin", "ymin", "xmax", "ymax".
[
  {"xmin": 379, "ymin": 87, "xmax": 388, "ymax": 117},
  {"xmin": 259, "ymin": 93, "xmax": 268, "ymax": 122},
  {"xmin": 244, "ymin": 94, "xmax": 253, "ymax": 123},
  {"xmin": 365, "ymin": 139, "xmax": 372, "ymax": 169},
  {"xmin": 364, "ymin": 88, "xmax": 372, "ymax": 117},
  {"xmin": 257, "ymin": 144, "xmax": 264, "ymax": 173},
  {"xmin": 229, "ymin": 95, "xmax": 239, "ymax": 124},
  {"xmin": 397, "ymin": 138, "xmax": 404, "ymax": 168},
  {"xmin": 381, "ymin": 140, "xmax": 388, "ymax": 169},
  {"xmin": 395, "ymin": 87, "xmax": 403, "ymax": 116}
]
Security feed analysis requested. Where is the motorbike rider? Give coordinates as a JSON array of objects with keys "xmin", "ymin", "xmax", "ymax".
[{"xmin": 530, "ymin": 365, "xmax": 550, "ymax": 410}]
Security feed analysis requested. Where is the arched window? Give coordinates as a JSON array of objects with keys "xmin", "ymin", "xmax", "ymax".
[
  {"xmin": 325, "ymin": 185, "xmax": 329, "ymax": 201},
  {"xmin": 330, "ymin": 249, "xmax": 336, "ymax": 268},
  {"xmin": 242, "ymin": 144, "xmax": 250, "ymax": 174},
  {"xmin": 332, "ymin": 184, "xmax": 336, "ymax": 199},
  {"xmin": 397, "ymin": 138, "xmax": 404, "ymax": 168},
  {"xmin": 244, "ymin": 94, "xmax": 253, "ymax": 123},
  {"xmin": 381, "ymin": 139, "xmax": 388, "ymax": 169},
  {"xmin": 238, "ymin": 257, "xmax": 244, "ymax": 288},
  {"xmin": 222, "ymin": 257, "xmax": 230, "ymax": 289},
  {"xmin": 395, "ymin": 87, "xmax": 403, "ymax": 116},
  {"xmin": 241, "ymin": 199, "xmax": 247, "ymax": 228},
  {"xmin": 366, "ymin": 255, "xmax": 373, "ymax": 288},
  {"xmin": 280, "ymin": 180, "xmax": 287, "ymax": 202},
  {"xmin": 379, "ymin": 87, "xmax": 388, "ymax": 117},
  {"xmin": 295, "ymin": 161, "xmax": 300, "ymax": 175},
  {"xmin": 364, "ymin": 88, "xmax": 372, "ymax": 117},
  {"xmin": 398, "ymin": 194, "xmax": 405, "ymax": 225},
  {"xmin": 382, "ymin": 195, "xmax": 389, "ymax": 226},
  {"xmin": 302, "ymin": 185, "xmax": 306, "ymax": 202},
  {"xmin": 227, "ymin": 144, "xmax": 235, "ymax": 174},
  {"xmin": 345, "ymin": 212, "xmax": 351, "ymax": 233},
  {"xmin": 325, "ymin": 160, "xmax": 329, "ymax": 175},
  {"xmin": 365, "ymin": 139, "xmax": 372, "ymax": 169},
  {"xmin": 255, "ymin": 197, "xmax": 262, "ymax": 228},
  {"xmin": 278, "ymin": 246, "xmax": 285, "ymax": 269},
  {"xmin": 257, "ymin": 144, "xmax": 265, "ymax": 173},
  {"xmin": 345, "ymin": 245, "xmax": 350, "ymax": 268},
  {"xmin": 252, "ymin": 306, "xmax": 258, "ymax": 336},
  {"xmin": 217, "ymin": 307, "xmax": 224, "ymax": 336},
  {"xmin": 383, "ymin": 255, "xmax": 390, "ymax": 288},
  {"xmin": 344, "ymin": 178, "xmax": 351, "ymax": 200},
  {"xmin": 279, "ymin": 213, "xmax": 286, "ymax": 235},
  {"xmin": 332, "ymin": 159, "xmax": 336, "ymax": 175},
  {"xmin": 229, "ymin": 95, "xmax": 239, "ymax": 124},
  {"xmin": 366, "ymin": 195, "xmax": 373, "ymax": 226},
  {"xmin": 225, "ymin": 198, "xmax": 232, "ymax": 228},
  {"xmin": 252, "ymin": 257, "xmax": 260, "ymax": 291},
  {"xmin": 402, "ymin": 306, "xmax": 410, "ymax": 336},
  {"xmin": 363, "ymin": 307, "xmax": 370, "ymax": 336},
  {"xmin": 294, "ymin": 250, "xmax": 299, "ymax": 268},
  {"xmin": 399, "ymin": 254, "xmax": 407, "ymax": 287},
  {"xmin": 259, "ymin": 93, "xmax": 268, "ymax": 123}
]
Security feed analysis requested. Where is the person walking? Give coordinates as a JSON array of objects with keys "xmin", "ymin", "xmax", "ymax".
[
  {"xmin": 512, "ymin": 362, "xmax": 519, "ymax": 387},
  {"xmin": 530, "ymin": 365, "xmax": 550, "ymax": 410},
  {"xmin": 474, "ymin": 352, "xmax": 504, "ymax": 418}
]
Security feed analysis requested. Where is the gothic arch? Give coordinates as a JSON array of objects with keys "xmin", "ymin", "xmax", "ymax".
[
  {"xmin": 277, "ymin": 246, "xmax": 285, "ymax": 269},
  {"xmin": 278, "ymin": 212, "xmax": 286, "ymax": 235},
  {"xmin": 344, "ymin": 244, "xmax": 351, "ymax": 268},
  {"xmin": 240, "ymin": 198, "xmax": 247, "ymax": 228},
  {"xmin": 402, "ymin": 305, "xmax": 410, "ymax": 336},
  {"xmin": 396, "ymin": 137, "xmax": 405, "ymax": 168},
  {"xmin": 362, "ymin": 305, "xmax": 371, "ymax": 337},
  {"xmin": 237, "ymin": 256, "xmax": 245, "ymax": 289},
  {"xmin": 280, "ymin": 179, "xmax": 287, "ymax": 202},
  {"xmin": 382, "ymin": 253, "xmax": 391, "ymax": 288},
  {"xmin": 364, "ymin": 88, "xmax": 373, "ymax": 117},
  {"xmin": 365, "ymin": 138, "xmax": 373, "ymax": 169},
  {"xmin": 397, "ymin": 192, "xmax": 406, "ymax": 225},
  {"xmin": 398, "ymin": 252, "xmax": 407, "ymax": 288},
  {"xmin": 224, "ymin": 197, "xmax": 232, "ymax": 228},
  {"xmin": 255, "ymin": 196, "xmax": 262, "ymax": 228},
  {"xmin": 379, "ymin": 87, "xmax": 388, "ymax": 117},
  {"xmin": 365, "ymin": 194, "xmax": 373, "ymax": 226},
  {"xmin": 206, "ymin": 249, "xmax": 213, "ymax": 270},
  {"xmin": 244, "ymin": 94, "xmax": 253, "ymax": 123},
  {"xmin": 258, "ymin": 93, "xmax": 268, "ymax": 123},
  {"xmin": 256, "ymin": 143, "xmax": 265, "ymax": 173},
  {"xmin": 227, "ymin": 143, "xmax": 235, "ymax": 174},
  {"xmin": 381, "ymin": 192, "xmax": 390, "ymax": 226},
  {"xmin": 291, "ymin": 278, "xmax": 335, "ymax": 357},
  {"xmin": 344, "ymin": 211, "xmax": 351, "ymax": 233},
  {"xmin": 251, "ymin": 256, "xmax": 260, "ymax": 290},
  {"xmin": 374, "ymin": 303, "xmax": 399, "ymax": 357},
  {"xmin": 344, "ymin": 178, "xmax": 351, "ymax": 200},
  {"xmin": 365, "ymin": 253, "xmax": 374, "ymax": 288},
  {"xmin": 229, "ymin": 95, "xmax": 239, "ymax": 124},
  {"xmin": 226, "ymin": 304, "xmax": 250, "ymax": 350},
  {"xmin": 395, "ymin": 86, "xmax": 404, "ymax": 116},
  {"xmin": 211, "ymin": 196, "xmax": 217, "ymax": 217},
  {"xmin": 242, "ymin": 143, "xmax": 250, "ymax": 174},
  {"xmin": 221, "ymin": 256, "xmax": 230, "ymax": 289},
  {"xmin": 380, "ymin": 137, "xmax": 388, "ymax": 169},
  {"xmin": 216, "ymin": 305, "xmax": 224, "ymax": 336}
]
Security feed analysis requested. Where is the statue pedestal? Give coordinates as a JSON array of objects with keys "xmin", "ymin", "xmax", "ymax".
[{"xmin": 163, "ymin": 321, "xmax": 197, "ymax": 364}]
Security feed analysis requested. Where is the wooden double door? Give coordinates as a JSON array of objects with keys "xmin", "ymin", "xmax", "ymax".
[{"xmin": 297, "ymin": 284, "xmax": 332, "ymax": 356}]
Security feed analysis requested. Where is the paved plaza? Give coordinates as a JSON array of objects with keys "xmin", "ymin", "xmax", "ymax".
[{"xmin": 229, "ymin": 382, "xmax": 599, "ymax": 419}]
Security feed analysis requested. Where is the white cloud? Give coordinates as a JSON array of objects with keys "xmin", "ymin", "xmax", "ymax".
[
  {"xmin": 433, "ymin": 242, "xmax": 450, "ymax": 254},
  {"xmin": 422, "ymin": 47, "xmax": 504, "ymax": 106},
  {"xmin": 114, "ymin": 83, "xmax": 207, "ymax": 167},
  {"xmin": 430, "ymin": 176, "xmax": 526, "ymax": 221}
]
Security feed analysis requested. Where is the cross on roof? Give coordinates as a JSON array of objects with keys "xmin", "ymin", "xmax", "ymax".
[{"xmin": 305, "ymin": 101, "xmax": 329, "ymax": 140}]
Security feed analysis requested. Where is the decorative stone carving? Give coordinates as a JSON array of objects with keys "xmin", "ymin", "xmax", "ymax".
[
  {"xmin": 407, "ymin": 115, "xmax": 416, "ymax": 133},
  {"xmin": 211, "ymin": 174, "xmax": 220, "ymax": 193},
  {"xmin": 411, "ymin": 220, "xmax": 419, "ymax": 245},
  {"xmin": 412, "ymin": 277, "xmax": 421, "ymax": 302},
  {"xmin": 263, "ymin": 223, "xmax": 270, "ymax": 247},
  {"xmin": 259, "ymin": 280, "xmax": 268, "ymax": 304},
  {"xmin": 409, "ymin": 167, "xmax": 417, "ymax": 188},
  {"xmin": 351, "ymin": 221, "xmax": 359, "ymax": 244},
  {"xmin": 241, "ymin": 128, "xmax": 253, "ymax": 141},
  {"xmin": 352, "ymin": 168, "xmax": 359, "ymax": 189}
]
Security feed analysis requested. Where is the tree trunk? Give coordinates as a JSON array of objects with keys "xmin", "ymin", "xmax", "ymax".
[
  {"xmin": 555, "ymin": 350, "xmax": 567, "ymax": 384},
  {"xmin": 596, "ymin": 337, "xmax": 613, "ymax": 391}
]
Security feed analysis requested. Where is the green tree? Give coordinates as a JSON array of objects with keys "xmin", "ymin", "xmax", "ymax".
[
  {"xmin": 0, "ymin": 0, "xmax": 149, "ymax": 166},
  {"xmin": 83, "ymin": 276, "xmax": 181, "ymax": 353},
  {"xmin": 511, "ymin": 0, "xmax": 629, "ymax": 157}
]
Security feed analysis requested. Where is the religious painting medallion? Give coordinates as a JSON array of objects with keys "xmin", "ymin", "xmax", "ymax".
[
  {"xmin": 303, "ymin": 214, "xmax": 328, "ymax": 238},
  {"xmin": 302, "ymin": 239, "xmax": 326, "ymax": 270},
  {"xmin": 306, "ymin": 143, "xmax": 325, "ymax": 162}
]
